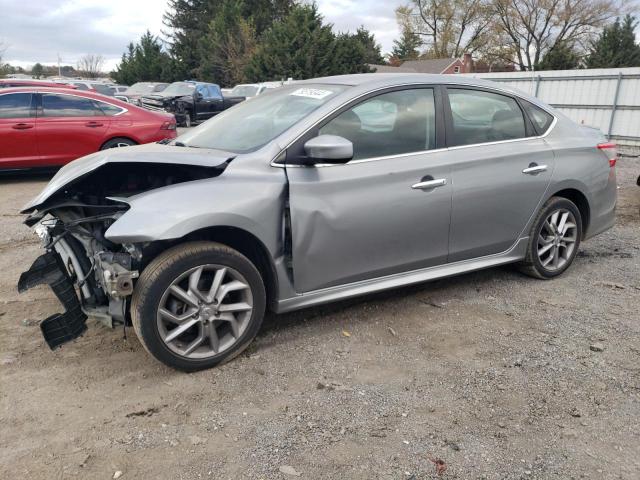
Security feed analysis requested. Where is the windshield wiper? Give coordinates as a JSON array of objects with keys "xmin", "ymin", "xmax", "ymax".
[{"xmin": 173, "ymin": 141, "xmax": 201, "ymax": 149}]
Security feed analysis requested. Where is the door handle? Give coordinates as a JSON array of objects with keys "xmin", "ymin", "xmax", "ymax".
[
  {"xmin": 12, "ymin": 123, "xmax": 33, "ymax": 130},
  {"xmin": 522, "ymin": 164, "xmax": 548, "ymax": 175},
  {"xmin": 85, "ymin": 121, "xmax": 104, "ymax": 128},
  {"xmin": 411, "ymin": 178, "xmax": 447, "ymax": 190}
]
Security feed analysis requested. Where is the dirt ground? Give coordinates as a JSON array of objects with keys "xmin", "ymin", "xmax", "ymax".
[{"xmin": 1, "ymin": 155, "xmax": 639, "ymax": 480}]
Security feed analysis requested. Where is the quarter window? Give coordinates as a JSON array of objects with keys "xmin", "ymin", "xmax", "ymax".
[
  {"xmin": 447, "ymin": 89, "xmax": 526, "ymax": 146},
  {"xmin": 522, "ymin": 101, "xmax": 554, "ymax": 134},
  {"xmin": 42, "ymin": 94, "xmax": 104, "ymax": 117},
  {"xmin": 95, "ymin": 101, "xmax": 125, "ymax": 116},
  {"xmin": 0, "ymin": 93, "xmax": 33, "ymax": 118},
  {"xmin": 319, "ymin": 88, "xmax": 437, "ymax": 160}
]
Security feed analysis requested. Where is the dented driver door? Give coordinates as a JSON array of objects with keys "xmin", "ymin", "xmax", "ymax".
[{"xmin": 285, "ymin": 86, "xmax": 452, "ymax": 293}]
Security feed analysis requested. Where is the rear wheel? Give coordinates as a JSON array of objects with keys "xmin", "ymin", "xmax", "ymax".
[
  {"xmin": 101, "ymin": 137, "xmax": 136, "ymax": 149},
  {"xmin": 519, "ymin": 196, "xmax": 582, "ymax": 279},
  {"xmin": 131, "ymin": 242, "xmax": 266, "ymax": 371}
]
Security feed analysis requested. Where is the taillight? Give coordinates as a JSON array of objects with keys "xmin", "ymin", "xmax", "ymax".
[
  {"xmin": 597, "ymin": 143, "xmax": 617, "ymax": 167},
  {"xmin": 161, "ymin": 121, "xmax": 176, "ymax": 131}
]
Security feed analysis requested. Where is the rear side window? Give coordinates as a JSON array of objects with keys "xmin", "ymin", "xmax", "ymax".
[
  {"xmin": 95, "ymin": 101, "xmax": 125, "ymax": 116},
  {"xmin": 522, "ymin": 101, "xmax": 554, "ymax": 134},
  {"xmin": 447, "ymin": 88, "xmax": 526, "ymax": 146},
  {"xmin": 320, "ymin": 88, "xmax": 437, "ymax": 160},
  {"xmin": 0, "ymin": 93, "xmax": 33, "ymax": 118},
  {"xmin": 42, "ymin": 94, "xmax": 104, "ymax": 117}
]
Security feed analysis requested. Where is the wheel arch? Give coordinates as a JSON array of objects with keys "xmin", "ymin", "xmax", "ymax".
[
  {"xmin": 141, "ymin": 226, "xmax": 279, "ymax": 312},
  {"xmin": 548, "ymin": 188, "xmax": 590, "ymax": 237},
  {"xmin": 100, "ymin": 136, "xmax": 139, "ymax": 150}
]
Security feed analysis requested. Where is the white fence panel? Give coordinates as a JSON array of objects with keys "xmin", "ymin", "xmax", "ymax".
[{"xmin": 462, "ymin": 68, "xmax": 640, "ymax": 146}]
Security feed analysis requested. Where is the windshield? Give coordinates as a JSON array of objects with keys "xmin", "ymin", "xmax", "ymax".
[
  {"xmin": 231, "ymin": 85, "xmax": 259, "ymax": 97},
  {"xmin": 125, "ymin": 83, "xmax": 158, "ymax": 94},
  {"xmin": 177, "ymin": 84, "xmax": 348, "ymax": 153},
  {"xmin": 162, "ymin": 82, "xmax": 197, "ymax": 96}
]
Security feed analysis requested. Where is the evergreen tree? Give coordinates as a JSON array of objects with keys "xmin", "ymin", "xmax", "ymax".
[
  {"xmin": 31, "ymin": 63, "xmax": 44, "ymax": 79},
  {"xmin": 198, "ymin": 0, "xmax": 258, "ymax": 86},
  {"xmin": 587, "ymin": 15, "xmax": 640, "ymax": 68},
  {"xmin": 353, "ymin": 26, "xmax": 384, "ymax": 64},
  {"xmin": 391, "ymin": 25, "xmax": 421, "ymax": 62},
  {"xmin": 112, "ymin": 31, "xmax": 174, "ymax": 84},
  {"xmin": 163, "ymin": 0, "xmax": 211, "ymax": 79},
  {"xmin": 537, "ymin": 41, "xmax": 581, "ymax": 70},
  {"xmin": 245, "ymin": 3, "xmax": 370, "ymax": 81}
]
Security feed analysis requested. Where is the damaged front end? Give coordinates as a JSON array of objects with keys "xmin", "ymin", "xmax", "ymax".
[
  {"xmin": 19, "ymin": 193, "xmax": 140, "ymax": 348},
  {"xmin": 18, "ymin": 150, "xmax": 231, "ymax": 350}
]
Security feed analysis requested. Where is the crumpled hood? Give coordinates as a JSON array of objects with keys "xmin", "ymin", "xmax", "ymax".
[{"xmin": 22, "ymin": 144, "xmax": 233, "ymax": 213}]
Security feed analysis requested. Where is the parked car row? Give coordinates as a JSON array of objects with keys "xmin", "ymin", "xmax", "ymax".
[
  {"xmin": 0, "ymin": 87, "xmax": 176, "ymax": 170},
  {"xmin": 0, "ymin": 76, "xmax": 293, "ymax": 170},
  {"xmin": 139, "ymin": 80, "xmax": 245, "ymax": 127}
]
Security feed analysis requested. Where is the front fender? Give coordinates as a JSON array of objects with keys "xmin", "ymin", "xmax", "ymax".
[{"xmin": 104, "ymin": 174, "xmax": 286, "ymax": 254}]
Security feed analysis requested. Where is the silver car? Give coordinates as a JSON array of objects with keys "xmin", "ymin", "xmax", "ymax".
[{"xmin": 19, "ymin": 74, "xmax": 617, "ymax": 371}]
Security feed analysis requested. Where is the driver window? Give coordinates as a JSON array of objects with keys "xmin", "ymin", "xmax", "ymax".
[{"xmin": 319, "ymin": 88, "xmax": 436, "ymax": 161}]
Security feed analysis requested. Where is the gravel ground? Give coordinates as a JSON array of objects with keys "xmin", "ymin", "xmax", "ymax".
[{"xmin": 1, "ymin": 154, "xmax": 639, "ymax": 480}]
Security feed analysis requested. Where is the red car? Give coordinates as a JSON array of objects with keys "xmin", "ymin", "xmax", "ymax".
[
  {"xmin": 0, "ymin": 87, "xmax": 177, "ymax": 170},
  {"xmin": 0, "ymin": 79, "xmax": 77, "ymax": 89}
]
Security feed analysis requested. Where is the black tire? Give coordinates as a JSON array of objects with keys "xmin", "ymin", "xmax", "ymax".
[
  {"xmin": 101, "ymin": 137, "xmax": 136, "ymax": 149},
  {"xmin": 131, "ymin": 241, "xmax": 266, "ymax": 372},
  {"xmin": 519, "ymin": 196, "xmax": 582, "ymax": 279}
]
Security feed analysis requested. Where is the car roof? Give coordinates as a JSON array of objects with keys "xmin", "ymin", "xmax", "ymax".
[
  {"xmin": 301, "ymin": 73, "xmax": 547, "ymax": 108},
  {"xmin": 183, "ymin": 80, "xmax": 219, "ymax": 87},
  {"xmin": 0, "ymin": 86, "xmax": 127, "ymax": 103}
]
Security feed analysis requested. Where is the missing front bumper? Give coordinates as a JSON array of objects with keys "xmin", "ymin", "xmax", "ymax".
[{"xmin": 18, "ymin": 253, "xmax": 87, "ymax": 350}]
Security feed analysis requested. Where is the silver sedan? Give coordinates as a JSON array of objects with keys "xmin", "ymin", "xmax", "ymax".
[{"xmin": 20, "ymin": 74, "xmax": 617, "ymax": 371}]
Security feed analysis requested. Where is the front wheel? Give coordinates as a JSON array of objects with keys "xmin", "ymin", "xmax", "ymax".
[
  {"xmin": 131, "ymin": 242, "xmax": 266, "ymax": 371},
  {"xmin": 519, "ymin": 197, "xmax": 582, "ymax": 279}
]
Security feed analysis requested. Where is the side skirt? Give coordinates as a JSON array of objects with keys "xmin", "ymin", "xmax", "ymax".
[{"xmin": 275, "ymin": 237, "xmax": 529, "ymax": 313}]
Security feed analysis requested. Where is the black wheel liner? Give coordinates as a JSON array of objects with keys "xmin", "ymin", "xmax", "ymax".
[{"xmin": 18, "ymin": 252, "xmax": 87, "ymax": 349}]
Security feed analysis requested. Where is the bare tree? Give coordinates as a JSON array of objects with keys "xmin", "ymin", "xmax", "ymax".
[
  {"xmin": 77, "ymin": 54, "xmax": 105, "ymax": 78},
  {"xmin": 397, "ymin": 0, "xmax": 493, "ymax": 58},
  {"xmin": 490, "ymin": 0, "xmax": 622, "ymax": 70}
]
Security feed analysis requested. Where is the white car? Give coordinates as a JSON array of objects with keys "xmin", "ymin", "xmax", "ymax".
[{"xmin": 229, "ymin": 81, "xmax": 290, "ymax": 98}]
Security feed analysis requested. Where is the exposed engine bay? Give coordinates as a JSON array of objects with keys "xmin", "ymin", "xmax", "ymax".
[{"xmin": 19, "ymin": 161, "xmax": 228, "ymax": 348}]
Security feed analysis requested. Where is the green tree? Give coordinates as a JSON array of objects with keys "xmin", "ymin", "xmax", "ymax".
[
  {"xmin": 198, "ymin": 0, "xmax": 258, "ymax": 86},
  {"xmin": 391, "ymin": 24, "xmax": 421, "ymax": 61},
  {"xmin": 163, "ymin": 0, "xmax": 211, "ymax": 79},
  {"xmin": 112, "ymin": 31, "xmax": 174, "ymax": 84},
  {"xmin": 537, "ymin": 42, "xmax": 581, "ymax": 70},
  {"xmin": 353, "ymin": 26, "xmax": 384, "ymax": 64},
  {"xmin": 163, "ymin": 0, "xmax": 294, "ymax": 82},
  {"xmin": 587, "ymin": 15, "xmax": 640, "ymax": 68},
  {"xmin": 245, "ymin": 3, "xmax": 370, "ymax": 81},
  {"xmin": 31, "ymin": 62, "xmax": 44, "ymax": 79}
]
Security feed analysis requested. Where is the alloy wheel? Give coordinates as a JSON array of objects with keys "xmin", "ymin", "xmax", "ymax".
[
  {"xmin": 536, "ymin": 209, "xmax": 578, "ymax": 271},
  {"xmin": 156, "ymin": 264, "xmax": 253, "ymax": 359}
]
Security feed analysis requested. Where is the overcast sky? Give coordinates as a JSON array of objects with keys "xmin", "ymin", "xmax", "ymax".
[{"xmin": 0, "ymin": 0, "xmax": 405, "ymax": 71}]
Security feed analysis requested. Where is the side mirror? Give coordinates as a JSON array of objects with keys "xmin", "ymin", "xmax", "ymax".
[
  {"xmin": 195, "ymin": 92, "xmax": 204, "ymax": 100},
  {"xmin": 303, "ymin": 135, "xmax": 353, "ymax": 165}
]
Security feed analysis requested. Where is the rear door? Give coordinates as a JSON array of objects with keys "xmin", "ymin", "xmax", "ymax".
[
  {"xmin": 36, "ymin": 92, "xmax": 109, "ymax": 165},
  {"xmin": 444, "ymin": 87, "xmax": 555, "ymax": 262},
  {"xmin": 0, "ymin": 92, "xmax": 39, "ymax": 169}
]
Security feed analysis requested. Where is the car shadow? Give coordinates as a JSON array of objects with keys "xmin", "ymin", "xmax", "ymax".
[
  {"xmin": 0, "ymin": 169, "xmax": 57, "ymax": 184},
  {"xmin": 259, "ymin": 264, "xmax": 521, "ymax": 336}
]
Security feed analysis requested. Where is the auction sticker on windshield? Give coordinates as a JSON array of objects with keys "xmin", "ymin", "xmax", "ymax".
[{"xmin": 290, "ymin": 88, "xmax": 334, "ymax": 99}]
